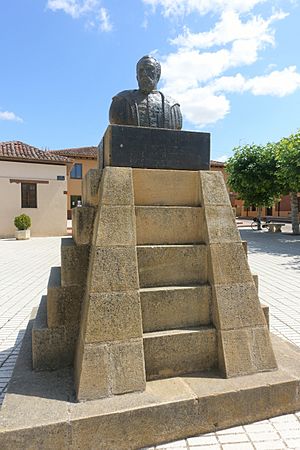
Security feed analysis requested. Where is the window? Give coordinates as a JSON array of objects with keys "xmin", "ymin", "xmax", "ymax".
[
  {"xmin": 70, "ymin": 195, "xmax": 82, "ymax": 208},
  {"xmin": 21, "ymin": 183, "xmax": 37, "ymax": 208},
  {"xmin": 70, "ymin": 163, "xmax": 82, "ymax": 179}
]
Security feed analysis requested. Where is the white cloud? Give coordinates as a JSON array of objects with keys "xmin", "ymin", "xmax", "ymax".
[
  {"xmin": 153, "ymin": 2, "xmax": 299, "ymax": 128},
  {"xmin": 143, "ymin": 0, "xmax": 266, "ymax": 16},
  {"xmin": 47, "ymin": 0, "xmax": 112, "ymax": 31},
  {"xmin": 171, "ymin": 11, "xmax": 287, "ymax": 49},
  {"xmin": 0, "ymin": 111, "xmax": 23, "ymax": 122}
]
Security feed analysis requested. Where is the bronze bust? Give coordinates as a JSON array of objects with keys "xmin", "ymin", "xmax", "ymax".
[{"xmin": 109, "ymin": 55, "xmax": 182, "ymax": 130}]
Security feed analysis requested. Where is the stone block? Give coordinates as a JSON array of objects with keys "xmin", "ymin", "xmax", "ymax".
[
  {"xmin": 60, "ymin": 238, "xmax": 89, "ymax": 287},
  {"xmin": 47, "ymin": 266, "xmax": 83, "ymax": 328},
  {"xmin": 103, "ymin": 124, "xmax": 210, "ymax": 170},
  {"xmin": 137, "ymin": 244, "xmax": 207, "ymax": 288},
  {"xmin": 82, "ymin": 169, "xmax": 101, "ymax": 207},
  {"xmin": 75, "ymin": 341, "xmax": 110, "ymax": 401},
  {"xmin": 133, "ymin": 168, "xmax": 200, "ymax": 206},
  {"xmin": 32, "ymin": 297, "xmax": 76, "ymax": 370},
  {"xmin": 144, "ymin": 327, "xmax": 217, "ymax": 380},
  {"xmin": 253, "ymin": 273, "xmax": 259, "ymax": 290},
  {"xmin": 242, "ymin": 240, "xmax": 248, "ymax": 255},
  {"xmin": 94, "ymin": 205, "xmax": 136, "ymax": 247},
  {"xmin": 218, "ymin": 327, "xmax": 277, "ymax": 377},
  {"xmin": 89, "ymin": 246, "xmax": 139, "ymax": 293},
  {"xmin": 99, "ymin": 167, "xmax": 134, "ymax": 206},
  {"xmin": 140, "ymin": 285, "xmax": 211, "ymax": 332},
  {"xmin": 84, "ymin": 291, "xmax": 143, "ymax": 344},
  {"xmin": 110, "ymin": 339, "xmax": 146, "ymax": 395},
  {"xmin": 262, "ymin": 304, "xmax": 269, "ymax": 328},
  {"xmin": 199, "ymin": 171, "xmax": 231, "ymax": 206},
  {"xmin": 135, "ymin": 206, "xmax": 204, "ymax": 245},
  {"xmin": 208, "ymin": 242, "xmax": 253, "ymax": 285},
  {"xmin": 203, "ymin": 206, "xmax": 240, "ymax": 244},
  {"xmin": 72, "ymin": 206, "xmax": 96, "ymax": 246},
  {"xmin": 212, "ymin": 282, "xmax": 266, "ymax": 330}
]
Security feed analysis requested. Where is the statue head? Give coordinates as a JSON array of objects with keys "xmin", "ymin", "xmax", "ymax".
[{"xmin": 136, "ymin": 55, "xmax": 161, "ymax": 94}]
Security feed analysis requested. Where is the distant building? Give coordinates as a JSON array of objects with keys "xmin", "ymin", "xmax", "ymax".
[
  {"xmin": 0, "ymin": 141, "xmax": 70, "ymax": 238},
  {"xmin": 48, "ymin": 146, "xmax": 97, "ymax": 218}
]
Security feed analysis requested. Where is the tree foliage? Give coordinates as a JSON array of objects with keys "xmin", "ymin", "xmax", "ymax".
[{"xmin": 226, "ymin": 143, "xmax": 281, "ymax": 209}]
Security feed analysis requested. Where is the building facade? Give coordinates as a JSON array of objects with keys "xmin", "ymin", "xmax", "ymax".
[
  {"xmin": 48, "ymin": 146, "xmax": 98, "ymax": 218},
  {"xmin": 0, "ymin": 141, "xmax": 69, "ymax": 238}
]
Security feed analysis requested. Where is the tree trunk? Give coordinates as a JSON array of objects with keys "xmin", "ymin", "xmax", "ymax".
[
  {"xmin": 257, "ymin": 207, "xmax": 262, "ymax": 230},
  {"xmin": 290, "ymin": 192, "xmax": 300, "ymax": 234}
]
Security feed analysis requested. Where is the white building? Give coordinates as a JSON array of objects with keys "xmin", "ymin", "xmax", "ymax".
[{"xmin": 0, "ymin": 141, "xmax": 70, "ymax": 238}]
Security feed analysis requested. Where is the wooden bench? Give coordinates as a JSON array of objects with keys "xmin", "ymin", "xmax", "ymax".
[{"xmin": 267, "ymin": 223, "xmax": 285, "ymax": 233}]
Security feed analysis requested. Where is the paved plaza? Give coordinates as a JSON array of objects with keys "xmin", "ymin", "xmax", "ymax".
[{"xmin": 1, "ymin": 226, "xmax": 300, "ymax": 449}]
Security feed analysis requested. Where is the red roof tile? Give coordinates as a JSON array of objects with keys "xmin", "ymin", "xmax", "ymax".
[
  {"xmin": 0, "ymin": 141, "xmax": 70, "ymax": 164},
  {"xmin": 210, "ymin": 160, "xmax": 225, "ymax": 167},
  {"xmin": 48, "ymin": 146, "xmax": 98, "ymax": 159}
]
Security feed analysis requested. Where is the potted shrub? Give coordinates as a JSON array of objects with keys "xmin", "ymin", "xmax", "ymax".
[{"xmin": 14, "ymin": 214, "xmax": 31, "ymax": 240}]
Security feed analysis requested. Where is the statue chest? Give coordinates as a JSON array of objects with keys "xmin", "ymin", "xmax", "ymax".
[{"xmin": 137, "ymin": 93, "xmax": 164, "ymax": 127}]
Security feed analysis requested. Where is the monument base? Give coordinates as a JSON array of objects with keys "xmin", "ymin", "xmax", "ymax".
[{"xmin": 1, "ymin": 310, "xmax": 300, "ymax": 450}]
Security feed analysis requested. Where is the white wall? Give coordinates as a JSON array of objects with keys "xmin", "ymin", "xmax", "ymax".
[{"xmin": 0, "ymin": 160, "xmax": 68, "ymax": 237}]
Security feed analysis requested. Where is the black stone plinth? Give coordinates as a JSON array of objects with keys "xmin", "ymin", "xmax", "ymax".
[{"xmin": 100, "ymin": 125, "xmax": 210, "ymax": 171}]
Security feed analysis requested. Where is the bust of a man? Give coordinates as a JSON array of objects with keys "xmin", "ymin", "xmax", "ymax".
[{"xmin": 109, "ymin": 55, "xmax": 182, "ymax": 130}]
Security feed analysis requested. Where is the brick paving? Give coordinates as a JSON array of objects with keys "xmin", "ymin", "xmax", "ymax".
[{"xmin": 1, "ymin": 228, "xmax": 300, "ymax": 449}]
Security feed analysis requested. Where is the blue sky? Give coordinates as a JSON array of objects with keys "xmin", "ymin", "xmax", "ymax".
[{"xmin": 1, "ymin": 0, "xmax": 300, "ymax": 161}]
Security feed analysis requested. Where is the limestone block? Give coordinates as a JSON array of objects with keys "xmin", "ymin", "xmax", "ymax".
[
  {"xmin": 218, "ymin": 327, "xmax": 277, "ymax": 377},
  {"xmin": 84, "ymin": 291, "xmax": 143, "ymax": 344},
  {"xmin": 208, "ymin": 243, "xmax": 253, "ymax": 285},
  {"xmin": 72, "ymin": 206, "xmax": 96, "ymax": 246},
  {"xmin": 144, "ymin": 327, "xmax": 217, "ymax": 380},
  {"xmin": 110, "ymin": 339, "xmax": 146, "ymax": 395},
  {"xmin": 133, "ymin": 169, "xmax": 200, "ymax": 206},
  {"xmin": 242, "ymin": 240, "xmax": 248, "ymax": 256},
  {"xmin": 199, "ymin": 171, "xmax": 231, "ymax": 206},
  {"xmin": 32, "ymin": 297, "xmax": 76, "ymax": 370},
  {"xmin": 89, "ymin": 246, "xmax": 139, "ymax": 293},
  {"xmin": 140, "ymin": 285, "xmax": 211, "ymax": 332},
  {"xmin": 99, "ymin": 167, "xmax": 134, "ymax": 206},
  {"xmin": 137, "ymin": 244, "xmax": 207, "ymax": 288},
  {"xmin": 82, "ymin": 169, "xmax": 101, "ymax": 207},
  {"xmin": 253, "ymin": 273, "xmax": 259, "ymax": 290},
  {"xmin": 212, "ymin": 283, "xmax": 266, "ymax": 330},
  {"xmin": 262, "ymin": 304, "xmax": 270, "ymax": 329},
  {"xmin": 75, "ymin": 341, "xmax": 109, "ymax": 401},
  {"xmin": 47, "ymin": 266, "xmax": 83, "ymax": 328},
  {"xmin": 135, "ymin": 206, "xmax": 204, "ymax": 245},
  {"xmin": 203, "ymin": 206, "xmax": 240, "ymax": 244},
  {"xmin": 60, "ymin": 238, "xmax": 89, "ymax": 287},
  {"xmin": 94, "ymin": 206, "xmax": 136, "ymax": 247}
]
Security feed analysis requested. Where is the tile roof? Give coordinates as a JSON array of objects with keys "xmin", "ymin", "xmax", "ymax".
[
  {"xmin": 48, "ymin": 146, "xmax": 98, "ymax": 159},
  {"xmin": 0, "ymin": 141, "xmax": 70, "ymax": 164},
  {"xmin": 210, "ymin": 160, "xmax": 225, "ymax": 167}
]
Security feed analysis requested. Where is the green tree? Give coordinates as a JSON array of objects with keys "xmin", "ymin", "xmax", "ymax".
[
  {"xmin": 226, "ymin": 143, "xmax": 281, "ymax": 229},
  {"xmin": 275, "ymin": 132, "xmax": 300, "ymax": 234}
]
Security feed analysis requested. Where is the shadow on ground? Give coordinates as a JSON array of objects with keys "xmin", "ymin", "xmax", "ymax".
[{"xmin": 240, "ymin": 229, "xmax": 300, "ymax": 270}]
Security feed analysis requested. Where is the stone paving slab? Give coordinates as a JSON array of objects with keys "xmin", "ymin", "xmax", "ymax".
[{"xmin": 0, "ymin": 229, "xmax": 300, "ymax": 449}]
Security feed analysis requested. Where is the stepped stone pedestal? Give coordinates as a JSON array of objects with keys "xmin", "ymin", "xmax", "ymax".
[{"xmin": 1, "ymin": 125, "xmax": 300, "ymax": 450}]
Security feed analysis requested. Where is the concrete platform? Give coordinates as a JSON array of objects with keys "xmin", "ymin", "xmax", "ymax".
[{"xmin": 1, "ymin": 309, "xmax": 300, "ymax": 450}]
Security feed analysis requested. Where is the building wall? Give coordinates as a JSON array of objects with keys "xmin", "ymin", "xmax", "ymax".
[
  {"xmin": 0, "ymin": 160, "xmax": 67, "ymax": 237},
  {"xmin": 67, "ymin": 158, "xmax": 97, "ymax": 214}
]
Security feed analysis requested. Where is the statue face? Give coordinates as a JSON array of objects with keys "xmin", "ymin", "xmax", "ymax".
[{"xmin": 137, "ymin": 60, "xmax": 159, "ymax": 94}]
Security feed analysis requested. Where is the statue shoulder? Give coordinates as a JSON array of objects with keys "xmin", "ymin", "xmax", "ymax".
[
  {"xmin": 162, "ymin": 93, "xmax": 181, "ymax": 108},
  {"xmin": 112, "ymin": 90, "xmax": 139, "ymax": 101}
]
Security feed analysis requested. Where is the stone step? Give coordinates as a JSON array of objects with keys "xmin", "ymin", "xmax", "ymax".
[
  {"xmin": 143, "ymin": 326, "xmax": 217, "ymax": 381},
  {"xmin": 133, "ymin": 169, "xmax": 201, "ymax": 206},
  {"xmin": 60, "ymin": 238, "xmax": 90, "ymax": 287},
  {"xmin": 47, "ymin": 266, "xmax": 84, "ymax": 329},
  {"xmin": 140, "ymin": 285, "xmax": 211, "ymax": 332},
  {"xmin": 32, "ymin": 295, "xmax": 77, "ymax": 370},
  {"xmin": 137, "ymin": 244, "xmax": 207, "ymax": 288},
  {"xmin": 135, "ymin": 206, "xmax": 204, "ymax": 245}
]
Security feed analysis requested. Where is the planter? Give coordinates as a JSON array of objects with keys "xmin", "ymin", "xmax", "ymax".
[{"xmin": 15, "ymin": 229, "xmax": 30, "ymax": 240}]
